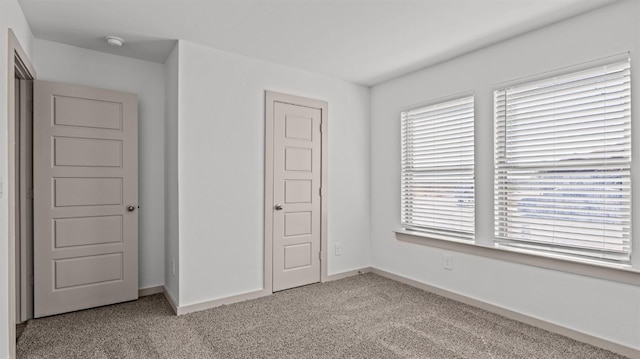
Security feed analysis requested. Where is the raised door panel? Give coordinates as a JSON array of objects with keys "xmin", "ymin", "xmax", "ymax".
[
  {"xmin": 284, "ymin": 212, "xmax": 312, "ymax": 237},
  {"xmin": 284, "ymin": 180, "xmax": 312, "ymax": 204},
  {"xmin": 54, "ymin": 177, "xmax": 123, "ymax": 207},
  {"xmin": 284, "ymin": 244, "xmax": 312, "ymax": 270},
  {"xmin": 54, "ymin": 253, "xmax": 123, "ymax": 289},
  {"xmin": 54, "ymin": 216, "xmax": 123, "ymax": 248},
  {"xmin": 53, "ymin": 96, "xmax": 122, "ymax": 130},
  {"xmin": 54, "ymin": 137, "xmax": 122, "ymax": 167}
]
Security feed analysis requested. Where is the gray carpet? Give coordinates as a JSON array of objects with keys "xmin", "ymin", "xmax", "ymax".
[{"xmin": 17, "ymin": 273, "xmax": 626, "ymax": 358}]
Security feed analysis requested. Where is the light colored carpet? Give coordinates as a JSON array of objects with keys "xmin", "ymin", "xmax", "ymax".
[{"xmin": 17, "ymin": 273, "xmax": 626, "ymax": 358}]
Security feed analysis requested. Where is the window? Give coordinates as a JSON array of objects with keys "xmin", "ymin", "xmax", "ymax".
[
  {"xmin": 401, "ymin": 95, "xmax": 475, "ymax": 240},
  {"xmin": 494, "ymin": 58, "xmax": 631, "ymax": 262}
]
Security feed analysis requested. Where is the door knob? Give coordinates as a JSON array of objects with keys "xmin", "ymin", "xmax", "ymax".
[
  {"xmin": 275, "ymin": 204, "xmax": 283, "ymax": 211},
  {"xmin": 127, "ymin": 205, "xmax": 136, "ymax": 212}
]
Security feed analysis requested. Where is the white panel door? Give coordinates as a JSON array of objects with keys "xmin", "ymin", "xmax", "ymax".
[
  {"xmin": 273, "ymin": 102, "xmax": 321, "ymax": 291},
  {"xmin": 33, "ymin": 81, "xmax": 138, "ymax": 317}
]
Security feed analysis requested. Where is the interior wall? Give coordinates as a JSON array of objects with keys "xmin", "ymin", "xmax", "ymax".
[
  {"xmin": 164, "ymin": 43, "xmax": 179, "ymax": 301},
  {"xmin": 370, "ymin": 0, "xmax": 640, "ymax": 350},
  {"xmin": 32, "ymin": 39, "xmax": 167, "ymax": 290},
  {"xmin": 176, "ymin": 40, "xmax": 371, "ymax": 306}
]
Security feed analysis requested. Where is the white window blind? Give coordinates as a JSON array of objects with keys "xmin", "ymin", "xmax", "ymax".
[
  {"xmin": 494, "ymin": 59, "xmax": 631, "ymax": 262},
  {"xmin": 401, "ymin": 95, "xmax": 475, "ymax": 240}
]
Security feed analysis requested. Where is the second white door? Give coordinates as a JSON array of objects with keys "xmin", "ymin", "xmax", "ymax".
[{"xmin": 272, "ymin": 101, "xmax": 322, "ymax": 292}]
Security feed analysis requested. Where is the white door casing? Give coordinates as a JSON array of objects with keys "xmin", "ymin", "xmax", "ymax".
[
  {"xmin": 33, "ymin": 81, "xmax": 138, "ymax": 317},
  {"xmin": 267, "ymin": 92, "xmax": 327, "ymax": 292}
]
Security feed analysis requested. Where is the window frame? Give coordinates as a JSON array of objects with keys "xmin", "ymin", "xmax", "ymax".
[
  {"xmin": 493, "ymin": 55, "xmax": 632, "ymax": 264},
  {"xmin": 400, "ymin": 92, "xmax": 476, "ymax": 241}
]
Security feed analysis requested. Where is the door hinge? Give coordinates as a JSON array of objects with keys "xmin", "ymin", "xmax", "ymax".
[
  {"xmin": 319, "ymin": 122, "xmax": 323, "ymax": 133},
  {"xmin": 319, "ymin": 187, "xmax": 322, "ymax": 197},
  {"xmin": 319, "ymin": 251, "xmax": 322, "ymax": 261},
  {"xmin": 27, "ymin": 187, "xmax": 33, "ymax": 200}
]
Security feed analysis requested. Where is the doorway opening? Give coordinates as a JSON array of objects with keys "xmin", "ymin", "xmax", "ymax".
[
  {"xmin": 8, "ymin": 28, "xmax": 36, "ymax": 355},
  {"xmin": 14, "ymin": 48, "xmax": 34, "ymax": 325}
]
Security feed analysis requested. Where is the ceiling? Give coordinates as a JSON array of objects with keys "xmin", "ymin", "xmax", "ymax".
[{"xmin": 18, "ymin": 0, "xmax": 617, "ymax": 86}]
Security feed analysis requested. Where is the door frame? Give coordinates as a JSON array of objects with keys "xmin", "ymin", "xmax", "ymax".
[
  {"xmin": 7, "ymin": 28, "xmax": 36, "ymax": 356},
  {"xmin": 264, "ymin": 91, "xmax": 328, "ymax": 294}
]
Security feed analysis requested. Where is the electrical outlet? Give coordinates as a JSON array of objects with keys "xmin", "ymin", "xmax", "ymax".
[
  {"xmin": 335, "ymin": 243, "xmax": 343, "ymax": 256},
  {"xmin": 172, "ymin": 260, "xmax": 176, "ymax": 276},
  {"xmin": 443, "ymin": 255, "xmax": 453, "ymax": 270}
]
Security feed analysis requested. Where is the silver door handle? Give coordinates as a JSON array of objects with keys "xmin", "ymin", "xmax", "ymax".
[
  {"xmin": 127, "ymin": 205, "xmax": 136, "ymax": 212},
  {"xmin": 275, "ymin": 204, "xmax": 283, "ymax": 211}
]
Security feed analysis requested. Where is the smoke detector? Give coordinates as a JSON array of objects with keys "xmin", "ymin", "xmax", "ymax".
[{"xmin": 106, "ymin": 36, "xmax": 124, "ymax": 47}]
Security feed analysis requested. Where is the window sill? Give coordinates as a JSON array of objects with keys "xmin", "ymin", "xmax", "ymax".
[{"xmin": 395, "ymin": 230, "xmax": 640, "ymax": 286}]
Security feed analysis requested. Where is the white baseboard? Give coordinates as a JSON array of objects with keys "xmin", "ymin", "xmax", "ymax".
[
  {"xmin": 167, "ymin": 268, "xmax": 369, "ymax": 316},
  {"xmin": 138, "ymin": 285, "xmax": 164, "ymax": 297},
  {"xmin": 324, "ymin": 267, "xmax": 371, "ymax": 282},
  {"xmin": 177, "ymin": 289, "xmax": 269, "ymax": 315},
  {"xmin": 162, "ymin": 286, "xmax": 179, "ymax": 314},
  {"xmin": 370, "ymin": 267, "xmax": 639, "ymax": 359}
]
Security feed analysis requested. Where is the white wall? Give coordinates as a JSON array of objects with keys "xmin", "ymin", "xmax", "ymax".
[
  {"xmin": 176, "ymin": 41, "xmax": 371, "ymax": 306},
  {"xmin": 370, "ymin": 0, "xmax": 640, "ymax": 350},
  {"xmin": 32, "ymin": 39, "xmax": 166, "ymax": 290},
  {"xmin": 0, "ymin": 1, "xmax": 34, "ymax": 356},
  {"xmin": 164, "ymin": 43, "xmax": 179, "ymax": 301}
]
